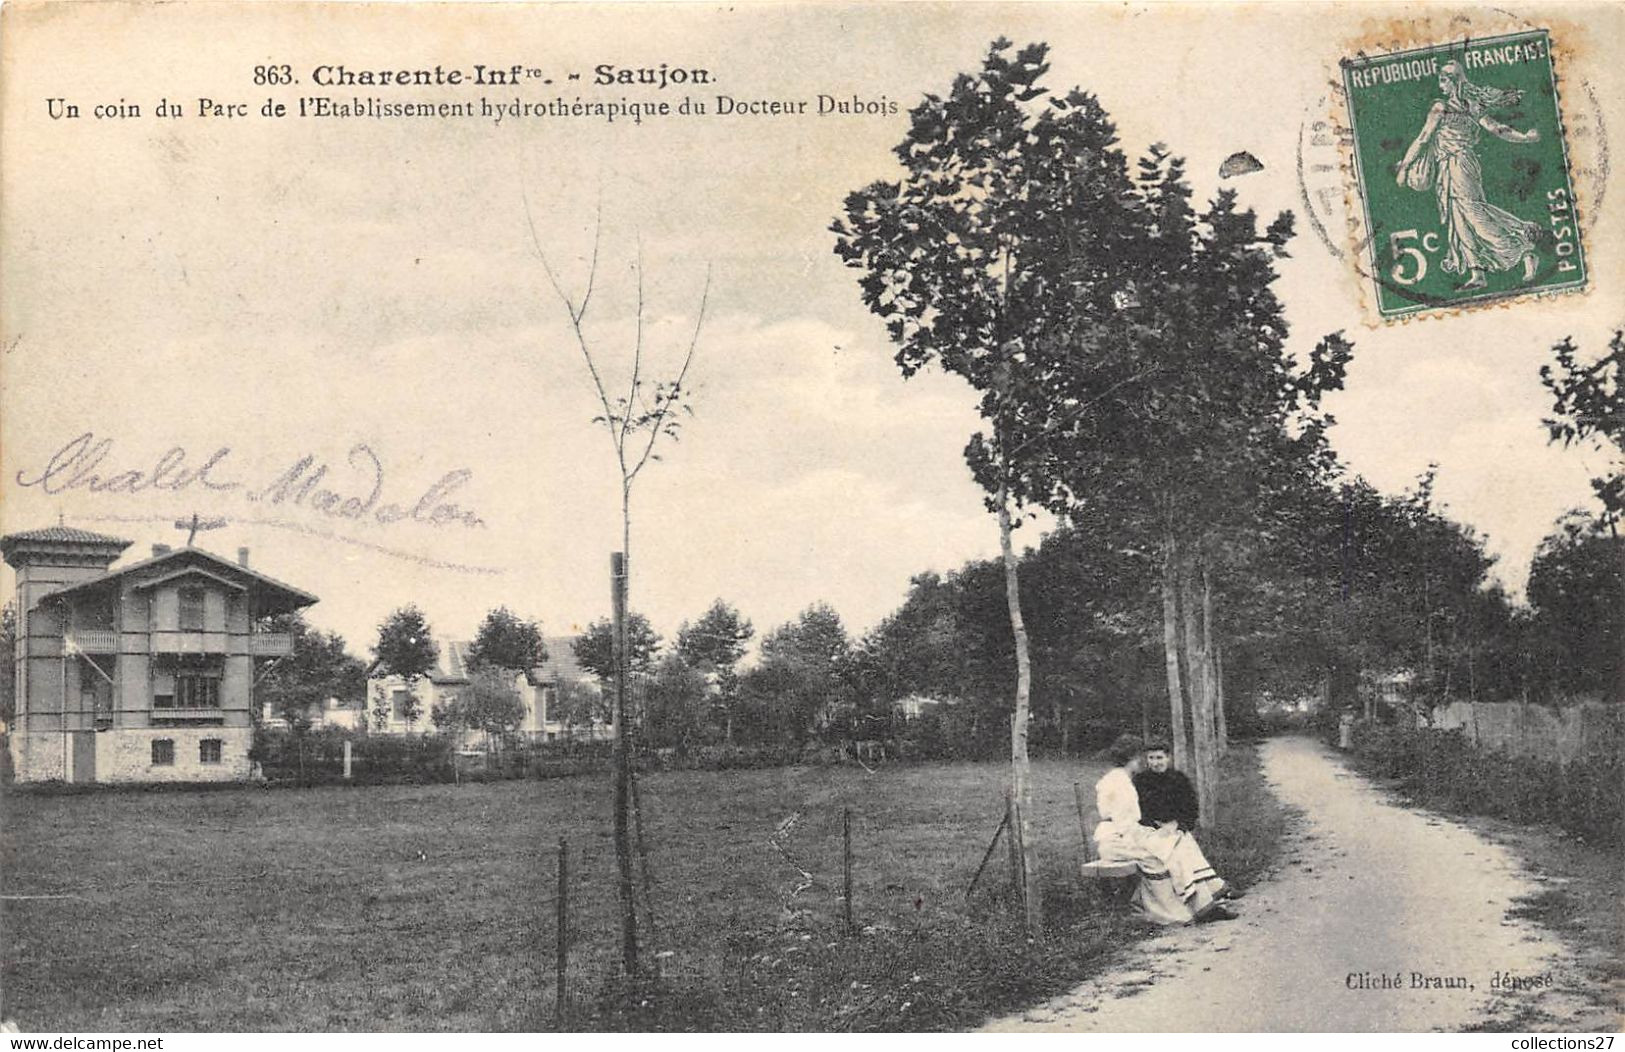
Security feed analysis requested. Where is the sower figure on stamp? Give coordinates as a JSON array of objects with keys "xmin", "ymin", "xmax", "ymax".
[
  {"xmin": 1092, "ymin": 734, "xmax": 1236, "ymax": 924},
  {"xmin": 1396, "ymin": 60, "xmax": 1544, "ymax": 290}
]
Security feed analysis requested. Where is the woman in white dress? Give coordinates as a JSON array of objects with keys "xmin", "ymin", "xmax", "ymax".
[
  {"xmin": 1396, "ymin": 60, "xmax": 1543, "ymax": 290},
  {"xmin": 1093, "ymin": 734, "xmax": 1233, "ymax": 924}
]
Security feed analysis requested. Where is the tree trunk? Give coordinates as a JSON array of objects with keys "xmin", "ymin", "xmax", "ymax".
[
  {"xmin": 610, "ymin": 552, "xmax": 638, "ymax": 976},
  {"xmin": 1180, "ymin": 554, "xmax": 1217, "ymax": 829},
  {"xmin": 1160, "ymin": 534, "xmax": 1191, "ymax": 772},
  {"xmin": 1201, "ymin": 564, "xmax": 1226, "ymax": 758},
  {"xmin": 1213, "ymin": 641, "xmax": 1229, "ymax": 753},
  {"xmin": 996, "ymin": 480, "xmax": 1042, "ymax": 935}
]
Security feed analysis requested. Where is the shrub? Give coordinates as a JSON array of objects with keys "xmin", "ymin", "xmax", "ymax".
[{"xmin": 1347, "ymin": 722, "xmax": 1621, "ymax": 846}]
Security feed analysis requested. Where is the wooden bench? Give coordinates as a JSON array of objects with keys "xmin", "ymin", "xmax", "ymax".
[{"xmin": 1074, "ymin": 784, "xmax": 1140, "ymax": 910}]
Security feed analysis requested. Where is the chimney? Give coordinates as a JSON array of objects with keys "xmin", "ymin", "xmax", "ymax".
[
  {"xmin": 152, "ymin": 543, "xmax": 171, "ymax": 557},
  {"xmin": 238, "ymin": 546, "xmax": 250, "ymax": 568}
]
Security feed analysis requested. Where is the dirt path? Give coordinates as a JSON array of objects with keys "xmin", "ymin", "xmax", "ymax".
[{"xmin": 985, "ymin": 737, "xmax": 1601, "ymax": 1032}]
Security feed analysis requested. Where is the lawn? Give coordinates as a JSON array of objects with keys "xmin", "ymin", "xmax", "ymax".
[{"xmin": 1, "ymin": 748, "xmax": 1286, "ymax": 1031}]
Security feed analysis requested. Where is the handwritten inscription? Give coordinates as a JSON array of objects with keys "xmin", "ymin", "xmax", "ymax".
[{"xmin": 16, "ymin": 432, "xmax": 485, "ymax": 529}]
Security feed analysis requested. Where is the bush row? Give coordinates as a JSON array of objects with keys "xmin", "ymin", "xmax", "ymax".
[
  {"xmin": 1344, "ymin": 721, "xmax": 1622, "ymax": 846},
  {"xmin": 249, "ymin": 727, "xmax": 919, "ymax": 785}
]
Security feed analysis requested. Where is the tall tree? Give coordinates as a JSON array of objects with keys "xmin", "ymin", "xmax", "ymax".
[
  {"xmin": 642, "ymin": 653, "xmax": 711, "ymax": 751},
  {"xmin": 466, "ymin": 606, "xmax": 547, "ymax": 672},
  {"xmin": 676, "ymin": 600, "xmax": 754, "ymax": 671},
  {"xmin": 436, "ymin": 668, "xmax": 528, "ymax": 743},
  {"xmin": 1009, "ymin": 140, "xmax": 1352, "ymax": 822},
  {"xmin": 257, "ymin": 611, "xmax": 368, "ymax": 725},
  {"xmin": 677, "ymin": 599, "xmax": 754, "ymax": 742},
  {"xmin": 1526, "ymin": 511, "xmax": 1623, "ymax": 700},
  {"xmin": 0, "ymin": 600, "xmax": 16, "ymax": 725},
  {"xmin": 573, "ymin": 614, "xmax": 661, "ymax": 682},
  {"xmin": 373, "ymin": 605, "xmax": 438, "ymax": 682},
  {"xmin": 834, "ymin": 38, "xmax": 1142, "ymax": 930},
  {"xmin": 740, "ymin": 604, "xmax": 857, "ymax": 745},
  {"xmin": 1540, "ymin": 330, "xmax": 1623, "ymax": 533},
  {"xmin": 372, "ymin": 605, "xmax": 437, "ymax": 730}
]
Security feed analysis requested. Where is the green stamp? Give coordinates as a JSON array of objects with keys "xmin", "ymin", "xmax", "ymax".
[{"xmin": 1341, "ymin": 30, "xmax": 1586, "ymax": 319}]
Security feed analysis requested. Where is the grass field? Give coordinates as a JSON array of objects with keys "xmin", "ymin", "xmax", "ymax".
[{"xmin": 1, "ymin": 748, "xmax": 1286, "ymax": 1031}]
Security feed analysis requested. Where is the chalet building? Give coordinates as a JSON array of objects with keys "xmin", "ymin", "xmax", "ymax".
[
  {"xmin": 366, "ymin": 635, "xmax": 605, "ymax": 742},
  {"xmin": 2, "ymin": 526, "xmax": 317, "ymax": 784}
]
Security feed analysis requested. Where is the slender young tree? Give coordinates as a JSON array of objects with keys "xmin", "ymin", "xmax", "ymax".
[
  {"xmin": 522, "ymin": 201, "xmax": 710, "ymax": 976},
  {"xmin": 835, "ymin": 39, "xmax": 1143, "ymax": 931}
]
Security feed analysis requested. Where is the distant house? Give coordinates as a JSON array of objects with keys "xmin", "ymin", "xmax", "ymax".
[
  {"xmin": 365, "ymin": 635, "xmax": 606, "ymax": 742},
  {"xmin": 1, "ymin": 527, "xmax": 318, "ymax": 784},
  {"xmin": 259, "ymin": 694, "xmax": 367, "ymax": 732},
  {"xmin": 366, "ymin": 639, "xmax": 473, "ymax": 735}
]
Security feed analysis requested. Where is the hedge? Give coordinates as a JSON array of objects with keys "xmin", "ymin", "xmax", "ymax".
[{"xmin": 1345, "ymin": 721, "xmax": 1622, "ymax": 846}]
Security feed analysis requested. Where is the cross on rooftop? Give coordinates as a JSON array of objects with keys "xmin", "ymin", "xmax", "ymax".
[{"xmin": 175, "ymin": 513, "xmax": 228, "ymax": 547}]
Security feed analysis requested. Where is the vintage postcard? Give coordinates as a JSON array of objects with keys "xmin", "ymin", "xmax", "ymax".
[{"xmin": 1, "ymin": 0, "xmax": 1620, "ymax": 1037}]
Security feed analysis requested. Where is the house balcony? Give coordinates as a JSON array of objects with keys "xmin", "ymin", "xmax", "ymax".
[
  {"xmin": 65, "ymin": 629, "xmax": 119, "ymax": 653},
  {"xmin": 249, "ymin": 632, "xmax": 294, "ymax": 657},
  {"xmin": 149, "ymin": 707, "xmax": 227, "ymax": 722},
  {"xmin": 150, "ymin": 630, "xmax": 229, "ymax": 654},
  {"xmin": 146, "ymin": 631, "xmax": 293, "ymax": 656}
]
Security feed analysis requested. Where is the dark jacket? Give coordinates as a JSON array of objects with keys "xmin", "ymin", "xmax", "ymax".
[{"xmin": 1133, "ymin": 768, "xmax": 1199, "ymax": 831}]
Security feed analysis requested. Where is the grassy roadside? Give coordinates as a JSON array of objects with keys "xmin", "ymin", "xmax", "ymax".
[
  {"xmin": 576, "ymin": 742, "xmax": 1292, "ymax": 1031},
  {"xmin": 1, "ymin": 745, "xmax": 1289, "ymax": 1032}
]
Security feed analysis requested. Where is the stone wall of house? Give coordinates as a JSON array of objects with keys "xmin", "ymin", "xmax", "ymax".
[
  {"xmin": 9, "ymin": 731, "xmax": 67, "ymax": 782},
  {"xmin": 1428, "ymin": 700, "xmax": 1622, "ymax": 764},
  {"xmin": 96, "ymin": 727, "xmax": 252, "ymax": 783}
]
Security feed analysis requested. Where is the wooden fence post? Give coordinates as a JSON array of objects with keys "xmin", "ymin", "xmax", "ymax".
[
  {"xmin": 556, "ymin": 837, "xmax": 568, "ymax": 1027},
  {"xmin": 1005, "ymin": 789, "xmax": 1022, "ymax": 894},
  {"xmin": 842, "ymin": 807, "xmax": 854, "ymax": 934},
  {"xmin": 342, "ymin": 739, "xmax": 352, "ymax": 781},
  {"xmin": 965, "ymin": 806, "xmax": 1011, "ymax": 903}
]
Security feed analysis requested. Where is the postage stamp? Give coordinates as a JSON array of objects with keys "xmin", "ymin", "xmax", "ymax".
[{"xmin": 1340, "ymin": 29, "xmax": 1587, "ymax": 320}]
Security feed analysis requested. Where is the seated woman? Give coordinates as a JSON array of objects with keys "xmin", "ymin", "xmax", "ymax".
[
  {"xmin": 1093, "ymin": 734, "xmax": 1235, "ymax": 924},
  {"xmin": 1133, "ymin": 740, "xmax": 1199, "ymax": 832}
]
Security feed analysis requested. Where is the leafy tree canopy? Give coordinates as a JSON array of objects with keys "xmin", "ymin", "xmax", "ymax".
[
  {"xmin": 373, "ymin": 605, "xmax": 438, "ymax": 682},
  {"xmin": 572, "ymin": 613, "xmax": 662, "ymax": 681},
  {"xmin": 677, "ymin": 599, "xmax": 754, "ymax": 672},
  {"xmin": 1527, "ymin": 510, "xmax": 1623, "ymax": 699},
  {"xmin": 433, "ymin": 668, "xmax": 528, "ymax": 739},
  {"xmin": 0, "ymin": 600, "xmax": 16, "ymax": 724},
  {"xmin": 1541, "ymin": 330, "xmax": 1623, "ymax": 530},
  {"xmin": 257, "ymin": 611, "xmax": 367, "ymax": 728},
  {"xmin": 467, "ymin": 606, "xmax": 547, "ymax": 672},
  {"xmin": 761, "ymin": 602, "xmax": 852, "ymax": 675}
]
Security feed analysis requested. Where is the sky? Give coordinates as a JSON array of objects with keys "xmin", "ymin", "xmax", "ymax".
[{"xmin": 2, "ymin": 1, "xmax": 1620, "ymax": 657}]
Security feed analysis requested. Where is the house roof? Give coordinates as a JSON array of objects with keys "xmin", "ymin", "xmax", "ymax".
[
  {"xmin": 529, "ymin": 635, "xmax": 588, "ymax": 685},
  {"xmin": 366, "ymin": 638, "xmax": 473, "ymax": 684},
  {"xmin": 41, "ymin": 545, "xmax": 317, "ymax": 612},
  {"xmin": 1, "ymin": 525, "xmax": 131, "ymax": 546},
  {"xmin": 433, "ymin": 640, "xmax": 473, "ymax": 684},
  {"xmin": 0, "ymin": 526, "xmax": 132, "ymax": 566}
]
